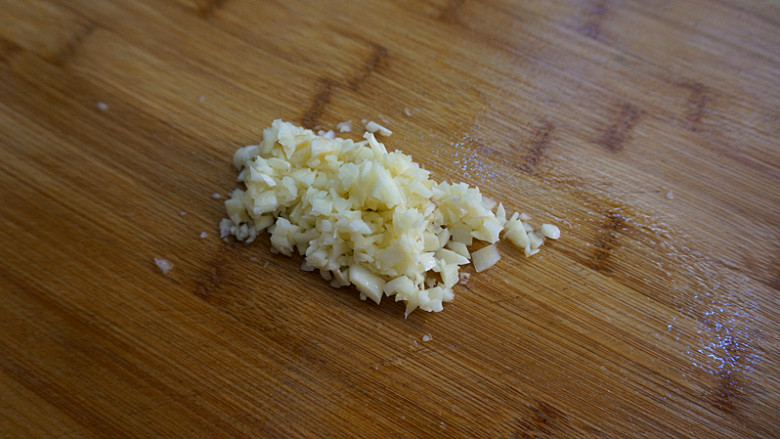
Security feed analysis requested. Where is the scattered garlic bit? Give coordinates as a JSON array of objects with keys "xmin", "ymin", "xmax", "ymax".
[
  {"xmin": 221, "ymin": 120, "xmax": 559, "ymax": 316},
  {"xmin": 212, "ymin": 193, "xmax": 221, "ymax": 199},
  {"xmin": 365, "ymin": 120, "xmax": 392, "ymax": 136},
  {"xmin": 317, "ymin": 129, "xmax": 336, "ymax": 139},
  {"xmin": 471, "ymin": 244, "xmax": 500, "ymax": 273},
  {"xmin": 96, "ymin": 102, "xmax": 109, "ymax": 111},
  {"xmin": 336, "ymin": 120, "xmax": 352, "ymax": 132},
  {"xmin": 422, "ymin": 334, "xmax": 432, "ymax": 342},
  {"xmin": 200, "ymin": 232, "xmax": 208, "ymax": 238},
  {"xmin": 154, "ymin": 258, "xmax": 172, "ymax": 274},
  {"xmin": 540, "ymin": 224, "xmax": 560, "ymax": 240}
]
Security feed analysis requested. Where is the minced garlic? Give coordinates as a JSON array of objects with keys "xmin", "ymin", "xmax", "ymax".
[
  {"xmin": 154, "ymin": 258, "xmax": 173, "ymax": 274},
  {"xmin": 365, "ymin": 120, "xmax": 392, "ymax": 137},
  {"xmin": 220, "ymin": 120, "xmax": 558, "ymax": 316}
]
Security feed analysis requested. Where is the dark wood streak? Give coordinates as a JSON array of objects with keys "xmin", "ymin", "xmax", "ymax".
[
  {"xmin": 0, "ymin": 38, "xmax": 22, "ymax": 62},
  {"xmin": 597, "ymin": 103, "xmax": 643, "ymax": 152},
  {"xmin": 590, "ymin": 208, "xmax": 626, "ymax": 272},
  {"xmin": 52, "ymin": 21, "xmax": 96, "ymax": 65},
  {"xmin": 438, "ymin": 0, "xmax": 466, "ymax": 22},
  {"xmin": 579, "ymin": 0, "xmax": 610, "ymax": 39},
  {"xmin": 459, "ymin": 120, "xmax": 554, "ymax": 174},
  {"xmin": 197, "ymin": 0, "xmax": 229, "ymax": 19},
  {"xmin": 301, "ymin": 78, "xmax": 336, "ymax": 129},
  {"xmin": 518, "ymin": 120, "xmax": 555, "ymax": 173},
  {"xmin": 195, "ymin": 253, "xmax": 227, "ymax": 302},
  {"xmin": 770, "ymin": 254, "xmax": 780, "ymax": 291},
  {"xmin": 193, "ymin": 244, "xmax": 275, "ymax": 329},
  {"xmin": 193, "ymin": 243, "xmax": 266, "ymax": 315},
  {"xmin": 682, "ymin": 82, "xmax": 709, "ymax": 131},
  {"xmin": 301, "ymin": 44, "xmax": 388, "ymax": 128},
  {"xmin": 513, "ymin": 400, "xmax": 570, "ymax": 438},
  {"xmin": 345, "ymin": 44, "xmax": 389, "ymax": 91}
]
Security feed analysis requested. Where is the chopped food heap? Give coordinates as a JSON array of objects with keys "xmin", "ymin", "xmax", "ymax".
[{"xmin": 220, "ymin": 120, "xmax": 559, "ymax": 316}]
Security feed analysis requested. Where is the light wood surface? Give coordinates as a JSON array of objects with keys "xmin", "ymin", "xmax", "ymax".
[{"xmin": 2, "ymin": 0, "xmax": 778, "ymax": 437}]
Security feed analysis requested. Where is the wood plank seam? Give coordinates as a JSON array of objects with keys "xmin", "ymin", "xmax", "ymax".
[
  {"xmin": 597, "ymin": 102, "xmax": 644, "ymax": 152},
  {"xmin": 300, "ymin": 43, "xmax": 388, "ymax": 128}
]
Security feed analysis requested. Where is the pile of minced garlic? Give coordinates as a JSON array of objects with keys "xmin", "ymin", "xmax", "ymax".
[{"xmin": 220, "ymin": 119, "xmax": 559, "ymax": 317}]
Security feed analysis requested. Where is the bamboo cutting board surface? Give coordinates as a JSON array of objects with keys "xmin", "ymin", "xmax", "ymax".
[{"xmin": 1, "ymin": 0, "xmax": 778, "ymax": 437}]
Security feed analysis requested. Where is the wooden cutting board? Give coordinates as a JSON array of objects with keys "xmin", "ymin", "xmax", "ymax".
[{"xmin": 1, "ymin": 0, "xmax": 778, "ymax": 437}]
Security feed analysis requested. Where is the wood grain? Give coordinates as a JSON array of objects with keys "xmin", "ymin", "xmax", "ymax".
[{"xmin": 1, "ymin": 0, "xmax": 778, "ymax": 437}]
